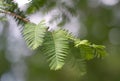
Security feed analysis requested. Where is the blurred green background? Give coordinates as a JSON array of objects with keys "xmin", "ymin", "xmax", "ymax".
[{"xmin": 0, "ymin": 0, "xmax": 120, "ymax": 81}]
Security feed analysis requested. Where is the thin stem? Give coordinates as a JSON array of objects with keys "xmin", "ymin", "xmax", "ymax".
[{"xmin": 0, "ymin": 9, "xmax": 30, "ymax": 23}]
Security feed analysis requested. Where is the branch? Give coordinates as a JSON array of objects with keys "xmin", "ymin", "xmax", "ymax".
[{"xmin": 0, "ymin": 9, "xmax": 30, "ymax": 23}]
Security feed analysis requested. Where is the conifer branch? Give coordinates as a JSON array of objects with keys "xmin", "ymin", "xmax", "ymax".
[{"xmin": 0, "ymin": 9, "xmax": 30, "ymax": 23}]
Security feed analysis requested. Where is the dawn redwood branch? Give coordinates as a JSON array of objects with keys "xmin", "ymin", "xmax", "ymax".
[{"xmin": 0, "ymin": 9, "xmax": 30, "ymax": 23}]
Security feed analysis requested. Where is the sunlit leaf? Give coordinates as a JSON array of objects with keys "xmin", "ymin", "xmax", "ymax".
[
  {"xmin": 42, "ymin": 29, "xmax": 69, "ymax": 70},
  {"xmin": 23, "ymin": 20, "xmax": 47, "ymax": 49}
]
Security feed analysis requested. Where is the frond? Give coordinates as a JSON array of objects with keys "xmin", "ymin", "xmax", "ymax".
[
  {"xmin": 79, "ymin": 45, "xmax": 95, "ymax": 60},
  {"xmin": 92, "ymin": 44, "xmax": 106, "ymax": 58},
  {"xmin": 22, "ymin": 20, "xmax": 47, "ymax": 50},
  {"xmin": 26, "ymin": 0, "xmax": 48, "ymax": 14},
  {"xmin": 42, "ymin": 29, "xmax": 69, "ymax": 70},
  {"xmin": 65, "ymin": 57, "xmax": 86, "ymax": 76},
  {"xmin": 74, "ymin": 40, "xmax": 106, "ymax": 60},
  {"xmin": 63, "ymin": 42, "xmax": 86, "ymax": 76}
]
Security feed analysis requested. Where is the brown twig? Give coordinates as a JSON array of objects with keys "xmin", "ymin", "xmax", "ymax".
[{"xmin": 0, "ymin": 10, "xmax": 30, "ymax": 23}]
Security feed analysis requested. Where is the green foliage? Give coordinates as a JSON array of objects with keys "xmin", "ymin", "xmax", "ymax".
[
  {"xmin": 0, "ymin": 0, "xmax": 107, "ymax": 72},
  {"xmin": 22, "ymin": 20, "xmax": 47, "ymax": 50},
  {"xmin": 65, "ymin": 46, "xmax": 87, "ymax": 76},
  {"xmin": 74, "ymin": 40, "xmax": 106, "ymax": 60},
  {"xmin": 26, "ymin": 0, "xmax": 56, "ymax": 14},
  {"xmin": 42, "ymin": 29, "xmax": 69, "ymax": 70},
  {"xmin": 66, "ymin": 58, "xmax": 86, "ymax": 76},
  {"xmin": 0, "ymin": 0, "xmax": 27, "ymax": 25},
  {"xmin": 22, "ymin": 20, "xmax": 106, "ymax": 70}
]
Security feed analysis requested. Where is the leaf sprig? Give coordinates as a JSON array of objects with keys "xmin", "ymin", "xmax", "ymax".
[{"xmin": 22, "ymin": 20, "xmax": 106, "ymax": 70}]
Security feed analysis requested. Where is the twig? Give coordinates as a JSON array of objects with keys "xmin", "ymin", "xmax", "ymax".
[{"xmin": 0, "ymin": 10, "xmax": 30, "ymax": 23}]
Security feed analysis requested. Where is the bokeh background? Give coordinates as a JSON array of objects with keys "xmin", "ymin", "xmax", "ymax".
[{"xmin": 0, "ymin": 0, "xmax": 120, "ymax": 81}]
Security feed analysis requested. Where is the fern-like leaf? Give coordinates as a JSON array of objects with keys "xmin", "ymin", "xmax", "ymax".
[
  {"xmin": 42, "ymin": 29, "xmax": 69, "ymax": 70},
  {"xmin": 79, "ymin": 45, "xmax": 95, "ymax": 60},
  {"xmin": 22, "ymin": 20, "xmax": 47, "ymax": 50},
  {"xmin": 66, "ymin": 58, "xmax": 86, "ymax": 76},
  {"xmin": 74, "ymin": 40, "xmax": 106, "ymax": 60},
  {"xmin": 92, "ymin": 44, "xmax": 106, "ymax": 58}
]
